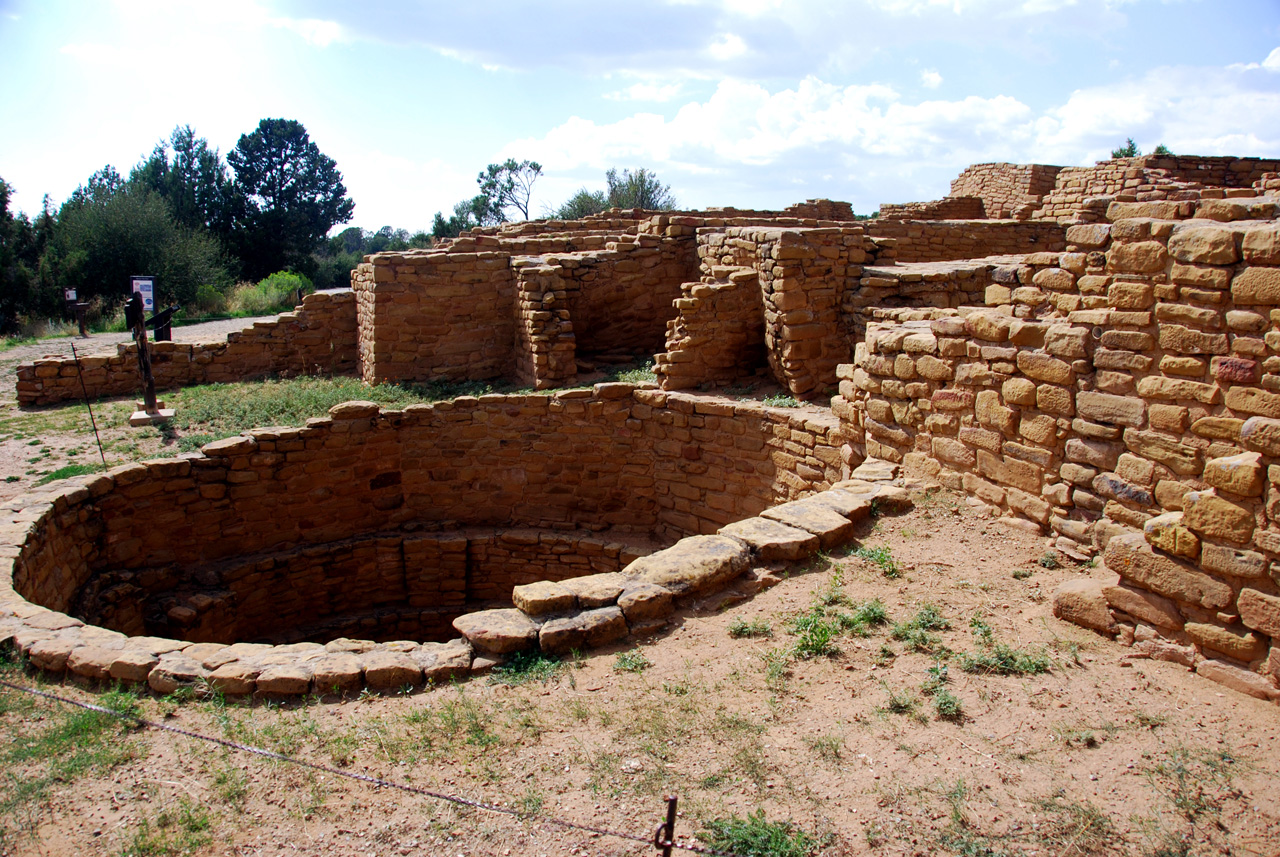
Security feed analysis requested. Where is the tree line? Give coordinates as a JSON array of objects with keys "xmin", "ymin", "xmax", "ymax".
[
  {"xmin": 1, "ymin": 117, "xmax": 682, "ymax": 333},
  {"xmin": 0, "ymin": 119, "xmax": 369, "ymax": 333}
]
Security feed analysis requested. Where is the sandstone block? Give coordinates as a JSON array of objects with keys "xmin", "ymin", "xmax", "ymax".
[
  {"xmin": 1107, "ymin": 241, "xmax": 1168, "ymax": 274},
  {"xmin": 1107, "ymin": 281, "xmax": 1154, "ymax": 309},
  {"xmin": 1158, "ymin": 324, "xmax": 1228, "ymax": 355},
  {"xmin": 1237, "ymin": 587, "xmax": 1280, "ymax": 641},
  {"xmin": 1168, "ymin": 225, "xmax": 1239, "ymax": 265},
  {"xmin": 1134, "ymin": 375, "xmax": 1220, "ymax": 405},
  {"xmin": 1017, "ymin": 351, "xmax": 1074, "ymax": 385},
  {"xmin": 1203, "ymin": 451, "xmax": 1264, "ymax": 497},
  {"xmin": 966, "ymin": 312, "xmax": 1012, "ymax": 342},
  {"xmin": 256, "ymin": 664, "xmax": 312, "ymax": 695},
  {"xmin": 1143, "ymin": 512, "xmax": 1200, "ymax": 558},
  {"xmin": 626, "ymin": 534, "xmax": 751, "ymax": 595},
  {"xmin": 539, "ymin": 607, "xmax": 629, "ymax": 655},
  {"xmin": 1044, "ymin": 325, "xmax": 1089, "ymax": 359},
  {"xmin": 208, "ymin": 662, "xmax": 258, "ymax": 695},
  {"xmin": 28, "ymin": 636, "xmax": 77, "ymax": 672},
  {"xmin": 1053, "ymin": 579, "xmax": 1117, "ymax": 635},
  {"xmin": 1195, "ymin": 658, "xmax": 1280, "ymax": 701},
  {"xmin": 617, "ymin": 582, "xmax": 674, "ymax": 624},
  {"xmin": 453, "ymin": 609, "xmax": 539, "ymax": 654},
  {"xmin": 1201, "ymin": 544, "xmax": 1267, "ymax": 579},
  {"xmin": 1003, "ymin": 377, "xmax": 1037, "ymax": 406},
  {"xmin": 1006, "ymin": 487, "xmax": 1051, "ymax": 525},
  {"xmin": 311, "ymin": 654, "xmax": 363, "ymax": 693},
  {"xmin": 932, "ymin": 436, "xmax": 976, "ymax": 468},
  {"xmin": 1103, "ymin": 533, "xmax": 1233, "ymax": 609},
  {"xmin": 561, "ymin": 573, "xmax": 626, "ymax": 608},
  {"xmin": 1181, "ymin": 488, "xmax": 1255, "ymax": 545},
  {"xmin": 1037, "ymin": 384, "xmax": 1074, "ymax": 416},
  {"xmin": 66, "ymin": 646, "xmax": 117, "ymax": 681},
  {"xmin": 720, "ymin": 517, "xmax": 820, "ymax": 561},
  {"xmin": 1123, "ymin": 428, "xmax": 1202, "ymax": 476},
  {"xmin": 1066, "ymin": 437, "xmax": 1121, "ymax": 471},
  {"xmin": 512, "ymin": 581, "xmax": 577, "ymax": 616},
  {"xmin": 414, "ymin": 640, "xmax": 473, "ymax": 683},
  {"xmin": 1226, "ymin": 387, "xmax": 1280, "ymax": 419},
  {"xmin": 147, "ymin": 655, "xmax": 206, "ymax": 695},
  {"xmin": 1242, "ymin": 225, "xmax": 1280, "ymax": 265},
  {"xmin": 362, "ymin": 651, "xmax": 422, "ymax": 689},
  {"xmin": 1231, "ymin": 268, "xmax": 1280, "ymax": 305},
  {"xmin": 1076, "ymin": 391, "xmax": 1145, "ymax": 428},
  {"xmin": 109, "ymin": 649, "xmax": 160, "ymax": 683},
  {"xmin": 1103, "ymin": 582, "xmax": 1184, "ymax": 630}
]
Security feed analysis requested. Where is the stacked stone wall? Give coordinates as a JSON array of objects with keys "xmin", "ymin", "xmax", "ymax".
[
  {"xmin": 864, "ymin": 220, "xmax": 1067, "ymax": 263},
  {"xmin": 842, "ymin": 213, "xmax": 1280, "ymax": 701},
  {"xmin": 15, "ymin": 291, "xmax": 358, "ymax": 407},
  {"xmin": 879, "ymin": 197, "xmax": 987, "ymax": 221},
  {"xmin": 947, "ymin": 163, "xmax": 1064, "ymax": 219},
  {"xmin": 6, "ymin": 386, "xmax": 845, "ymax": 646}
]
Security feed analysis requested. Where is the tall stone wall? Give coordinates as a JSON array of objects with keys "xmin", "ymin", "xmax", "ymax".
[
  {"xmin": 947, "ymin": 163, "xmax": 1064, "ymax": 219},
  {"xmin": 7, "ymin": 386, "xmax": 846, "ymax": 645},
  {"xmin": 863, "ymin": 220, "xmax": 1067, "ymax": 263},
  {"xmin": 841, "ymin": 213, "xmax": 1280, "ymax": 701},
  {"xmin": 15, "ymin": 291, "xmax": 359, "ymax": 407},
  {"xmin": 879, "ymin": 197, "xmax": 986, "ymax": 221}
]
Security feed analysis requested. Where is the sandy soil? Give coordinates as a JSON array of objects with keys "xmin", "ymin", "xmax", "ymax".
[{"xmin": 3, "ymin": 489, "xmax": 1279, "ymax": 857}]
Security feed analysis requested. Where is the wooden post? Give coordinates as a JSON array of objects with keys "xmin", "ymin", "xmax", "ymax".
[{"xmin": 125, "ymin": 292, "xmax": 158, "ymax": 414}]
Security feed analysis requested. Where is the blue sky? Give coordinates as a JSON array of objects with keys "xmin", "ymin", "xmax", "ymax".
[{"xmin": 1, "ymin": 0, "xmax": 1278, "ymax": 232}]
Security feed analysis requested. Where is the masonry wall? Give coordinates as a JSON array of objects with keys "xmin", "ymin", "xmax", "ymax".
[
  {"xmin": 947, "ymin": 163, "xmax": 1064, "ymax": 218},
  {"xmin": 8, "ymin": 386, "xmax": 846, "ymax": 645},
  {"xmin": 879, "ymin": 197, "xmax": 987, "ymax": 221},
  {"xmin": 15, "ymin": 291, "xmax": 358, "ymax": 407},
  {"xmin": 863, "ymin": 220, "xmax": 1067, "ymax": 263},
  {"xmin": 841, "ymin": 214, "xmax": 1280, "ymax": 699}
]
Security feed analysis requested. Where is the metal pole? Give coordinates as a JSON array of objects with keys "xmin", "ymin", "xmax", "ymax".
[{"xmin": 70, "ymin": 343, "xmax": 107, "ymax": 467}]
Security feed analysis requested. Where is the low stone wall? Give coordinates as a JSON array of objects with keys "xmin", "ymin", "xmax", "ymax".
[
  {"xmin": 0, "ymin": 385, "xmax": 879, "ymax": 697},
  {"xmin": 947, "ymin": 163, "xmax": 1064, "ymax": 219},
  {"xmin": 655, "ymin": 268, "xmax": 767, "ymax": 390},
  {"xmin": 15, "ymin": 291, "xmax": 358, "ymax": 407},
  {"xmin": 863, "ymin": 220, "xmax": 1067, "ymax": 263},
  {"xmin": 879, "ymin": 197, "xmax": 986, "ymax": 221},
  {"xmin": 841, "ymin": 213, "xmax": 1280, "ymax": 702}
]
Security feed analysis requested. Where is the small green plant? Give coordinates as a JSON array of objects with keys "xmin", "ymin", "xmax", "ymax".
[
  {"xmin": 729, "ymin": 618, "xmax": 773, "ymax": 639},
  {"xmin": 959, "ymin": 643, "xmax": 1051, "ymax": 675},
  {"xmin": 492, "ymin": 651, "xmax": 563, "ymax": 685},
  {"xmin": 969, "ymin": 615, "xmax": 994, "ymax": 645},
  {"xmin": 701, "ymin": 809, "xmax": 818, "ymax": 857},
  {"xmin": 933, "ymin": 689, "xmax": 963, "ymax": 721},
  {"xmin": 855, "ymin": 545, "xmax": 901, "ymax": 578},
  {"xmin": 891, "ymin": 605, "xmax": 950, "ymax": 653},
  {"xmin": 761, "ymin": 649, "xmax": 791, "ymax": 693},
  {"xmin": 761, "ymin": 394, "xmax": 801, "ymax": 408},
  {"xmin": 1152, "ymin": 143, "xmax": 1173, "ymax": 156},
  {"xmin": 882, "ymin": 684, "xmax": 920, "ymax": 717},
  {"xmin": 516, "ymin": 786, "xmax": 545, "ymax": 818},
  {"xmin": 786, "ymin": 606, "xmax": 841, "ymax": 659},
  {"xmin": 613, "ymin": 649, "xmax": 651, "ymax": 673},
  {"xmin": 1038, "ymin": 551, "xmax": 1061, "ymax": 569},
  {"xmin": 1012, "ymin": 567, "xmax": 1033, "ymax": 580},
  {"xmin": 803, "ymin": 733, "xmax": 844, "ymax": 763}
]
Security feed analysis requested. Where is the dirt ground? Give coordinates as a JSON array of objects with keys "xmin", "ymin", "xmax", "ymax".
[{"xmin": 3, "ymin": 489, "xmax": 1279, "ymax": 857}]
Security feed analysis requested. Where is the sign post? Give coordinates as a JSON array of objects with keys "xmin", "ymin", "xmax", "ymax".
[
  {"xmin": 64, "ymin": 289, "xmax": 88, "ymax": 338},
  {"xmin": 125, "ymin": 280, "xmax": 175, "ymax": 427}
]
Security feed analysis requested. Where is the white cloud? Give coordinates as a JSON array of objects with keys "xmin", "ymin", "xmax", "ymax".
[
  {"xmin": 708, "ymin": 33, "xmax": 747, "ymax": 60},
  {"xmin": 604, "ymin": 81, "xmax": 685, "ymax": 102},
  {"xmin": 274, "ymin": 17, "xmax": 345, "ymax": 47},
  {"xmin": 920, "ymin": 69, "xmax": 943, "ymax": 88},
  {"xmin": 1263, "ymin": 47, "xmax": 1280, "ymax": 72}
]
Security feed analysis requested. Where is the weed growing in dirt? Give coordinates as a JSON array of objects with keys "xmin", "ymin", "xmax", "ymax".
[
  {"xmin": 492, "ymin": 651, "xmax": 564, "ymax": 685},
  {"xmin": 804, "ymin": 733, "xmax": 844, "ymax": 762},
  {"xmin": 614, "ymin": 649, "xmax": 652, "ymax": 673},
  {"xmin": 729, "ymin": 618, "xmax": 773, "ymax": 639},
  {"xmin": 119, "ymin": 798, "xmax": 212, "ymax": 857},
  {"xmin": 701, "ymin": 809, "xmax": 818, "ymax": 857},
  {"xmin": 762, "ymin": 394, "xmax": 802, "ymax": 408},
  {"xmin": 1012, "ymin": 567, "xmax": 1033, "ymax": 580},
  {"xmin": 891, "ymin": 605, "xmax": 950, "ymax": 653},
  {"xmin": 881, "ymin": 683, "xmax": 921, "ymax": 717},
  {"xmin": 1038, "ymin": 551, "xmax": 1062, "ymax": 569},
  {"xmin": 932, "ymin": 689, "xmax": 963, "ymax": 721},
  {"xmin": 855, "ymin": 545, "xmax": 901, "ymax": 578},
  {"xmin": 958, "ymin": 642, "xmax": 1051, "ymax": 675}
]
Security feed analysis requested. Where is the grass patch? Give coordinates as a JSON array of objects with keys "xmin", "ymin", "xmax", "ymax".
[
  {"xmin": 35, "ymin": 462, "xmax": 105, "ymax": 485},
  {"xmin": 613, "ymin": 649, "xmax": 651, "ymax": 673},
  {"xmin": 958, "ymin": 642, "xmax": 1051, "ymax": 676},
  {"xmin": 891, "ymin": 605, "xmax": 950, "ymax": 653},
  {"xmin": 1038, "ymin": 551, "xmax": 1061, "ymax": 569},
  {"xmin": 701, "ymin": 809, "xmax": 818, "ymax": 857},
  {"xmin": 491, "ymin": 651, "xmax": 563, "ymax": 685},
  {"xmin": 119, "ymin": 797, "xmax": 212, "ymax": 857},
  {"xmin": 729, "ymin": 618, "xmax": 773, "ymax": 639},
  {"xmin": 855, "ymin": 544, "xmax": 901, "ymax": 578},
  {"xmin": 761, "ymin": 394, "xmax": 801, "ymax": 408}
]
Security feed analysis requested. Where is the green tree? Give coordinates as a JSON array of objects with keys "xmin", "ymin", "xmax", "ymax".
[
  {"xmin": 1111, "ymin": 138, "xmax": 1140, "ymax": 158},
  {"xmin": 47, "ymin": 167, "xmax": 231, "ymax": 309},
  {"xmin": 431, "ymin": 195, "xmax": 500, "ymax": 240},
  {"xmin": 130, "ymin": 125, "xmax": 231, "ymax": 235},
  {"xmin": 477, "ymin": 159, "xmax": 542, "ymax": 221},
  {"xmin": 1152, "ymin": 143, "xmax": 1174, "ymax": 156},
  {"xmin": 226, "ymin": 118, "xmax": 355, "ymax": 280},
  {"xmin": 549, "ymin": 188, "xmax": 607, "ymax": 220},
  {"xmin": 0, "ymin": 177, "xmax": 46, "ymax": 331},
  {"xmin": 605, "ymin": 167, "xmax": 677, "ymax": 210}
]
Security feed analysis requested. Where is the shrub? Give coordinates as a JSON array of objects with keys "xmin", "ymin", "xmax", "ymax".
[
  {"xmin": 701, "ymin": 809, "xmax": 818, "ymax": 857},
  {"xmin": 227, "ymin": 271, "xmax": 313, "ymax": 316}
]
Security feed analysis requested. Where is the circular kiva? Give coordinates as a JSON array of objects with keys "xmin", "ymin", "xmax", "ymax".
[{"xmin": 0, "ymin": 385, "xmax": 907, "ymax": 697}]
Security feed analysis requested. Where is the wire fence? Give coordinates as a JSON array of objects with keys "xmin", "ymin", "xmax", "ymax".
[{"xmin": 0, "ymin": 679, "xmax": 748, "ymax": 857}]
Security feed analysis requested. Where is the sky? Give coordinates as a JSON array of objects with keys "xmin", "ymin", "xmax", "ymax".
[{"xmin": 1, "ymin": 0, "xmax": 1279, "ymax": 233}]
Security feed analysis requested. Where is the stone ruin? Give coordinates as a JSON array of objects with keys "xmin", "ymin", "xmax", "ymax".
[{"xmin": 4, "ymin": 155, "xmax": 1280, "ymax": 704}]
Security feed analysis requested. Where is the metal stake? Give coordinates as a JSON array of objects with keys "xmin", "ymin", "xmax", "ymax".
[{"xmin": 652, "ymin": 794, "xmax": 678, "ymax": 856}]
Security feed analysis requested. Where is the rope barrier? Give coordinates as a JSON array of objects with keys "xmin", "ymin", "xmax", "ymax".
[{"xmin": 0, "ymin": 679, "xmax": 747, "ymax": 856}]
